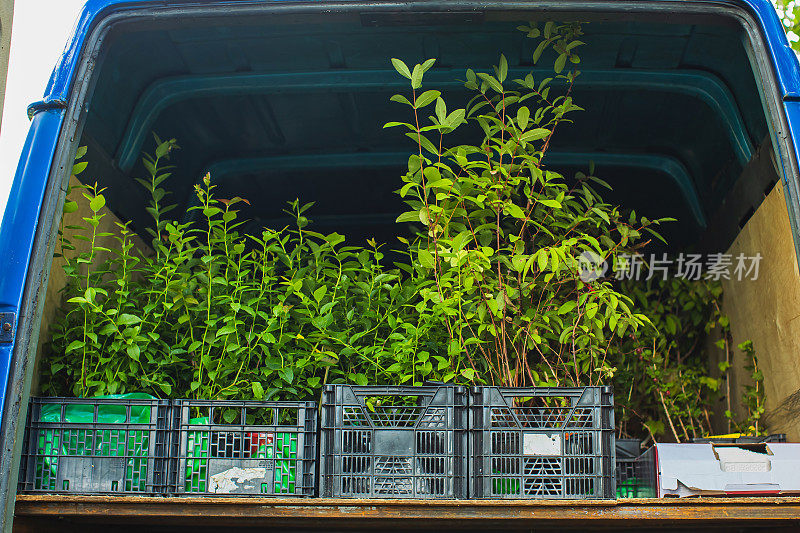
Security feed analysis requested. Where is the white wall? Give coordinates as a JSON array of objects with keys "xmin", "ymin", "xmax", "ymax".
[
  {"xmin": 0, "ymin": 1, "xmax": 85, "ymax": 216},
  {"xmin": 0, "ymin": 0, "xmax": 14, "ymax": 132}
]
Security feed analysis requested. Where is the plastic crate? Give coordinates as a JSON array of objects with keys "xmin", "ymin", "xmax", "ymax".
[
  {"xmin": 469, "ymin": 386, "xmax": 615, "ymax": 499},
  {"xmin": 615, "ymin": 438, "xmax": 647, "ymax": 498},
  {"xmin": 320, "ymin": 384, "xmax": 468, "ymax": 499},
  {"xmin": 629, "ymin": 445, "xmax": 657, "ymax": 497},
  {"xmin": 171, "ymin": 400, "xmax": 317, "ymax": 496},
  {"xmin": 18, "ymin": 396, "xmax": 171, "ymax": 495}
]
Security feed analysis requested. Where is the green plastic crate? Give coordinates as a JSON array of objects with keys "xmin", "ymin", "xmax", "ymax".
[
  {"xmin": 174, "ymin": 401, "xmax": 316, "ymax": 496},
  {"xmin": 19, "ymin": 395, "xmax": 170, "ymax": 494}
]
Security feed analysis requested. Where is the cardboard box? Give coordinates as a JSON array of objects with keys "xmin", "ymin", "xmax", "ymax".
[{"xmin": 646, "ymin": 443, "xmax": 800, "ymax": 497}]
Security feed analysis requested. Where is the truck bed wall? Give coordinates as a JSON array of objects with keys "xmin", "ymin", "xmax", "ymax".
[
  {"xmin": 32, "ymin": 175, "xmax": 149, "ymax": 395},
  {"xmin": 723, "ymin": 179, "xmax": 800, "ymax": 441}
]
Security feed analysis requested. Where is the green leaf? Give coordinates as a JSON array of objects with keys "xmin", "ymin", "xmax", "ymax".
[
  {"xmin": 476, "ymin": 72, "xmax": 503, "ymax": 93},
  {"xmin": 461, "ymin": 367, "xmax": 477, "ymax": 381},
  {"xmin": 557, "ymin": 301, "xmax": 577, "ymax": 315},
  {"xmin": 312, "ymin": 313, "xmax": 333, "ymax": 330},
  {"xmin": 390, "ymin": 94, "xmax": 413, "ymax": 106},
  {"xmin": 445, "ymin": 109, "xmax": 466, "ymax": 129},
  {"xmin": 435, "ymin": 97, "xmax": 446, "ymax": 122},
  {"xmin": 405, "ymin": 132, "xmax": 439, "ymax": 155},
  {"xmin": 391, "ymin": 58, "xmax": 412, "ymax": 79},
  {"xmin": 566, "ymin": 40, "xmax": 585, "ymax": 51},
  {"xmin": 396, "ymin": 211, "xmax": 420, "ymax": 223},
  {"xmin": 313, "ymin": 286, "xmax": 327, "ymax": 303},
  {"xmin": 383, "ymin": 121, "xmax": 413, "ymax": 129},
  {"xmin": 644, "ymin": 420, "xmax": 665, "ymax": 437},
  {"xmin": 415, "ymin": 90, "xmax": 441, "ymax": 109},
  {"xmin": 89, "ymin": 194, "xmax": 106, "ymax": 213},
  {"xmin": 497, "ymin": 54, "xmax": 508, "ymax": 82},
  {"xmin": 520, "ymin": 128, "xmax": 550, "ymax": 142},
  {"xmin": 591, "ymin": 207, "xmax": 610, "ymax": 224},
  {"xmin": 418, "ymin": 249, "xmax": 435, "ymax": 269},
  {"xmin": 448, "ymin": 339, "xmax": 461, "ymax": 357},
  {"xmin": 216, "ymin": 325, "xmax": 237, "ymax": 337},
  {"xmin": 538, "ymin": 198, "xmax": 561, "ymax": 209},
  {"xmin": 72, "ymin": 162, "xmax": 88, "ymax": 175},
  {"xmin": 155, "ymin": 141, "xmax": 171, "ymax": 159},
  {"xmin": 278, "ymin": 367, "xmax": 294, "ymax": 384},
  {"xmin": 411, "ymin": 64, "xmax": 423, "ymax": 89},
  {"xmin": 536, "ymin": 250, "xmax": 548, "ymax": 271},
  {"xmin": 66, "ymin": 340, "xmax": 85, "ymax": 353},
  {"xmin": 533, "ymin": 40, "xmax": 548, "ymax": 64},
  {"xmin": 554, "ymin": 53, "xmax": 567, "ymax": 74},
  {"xmin": 252, "ymin": 381, "xmax": 265, "ymax": 400},
  {"xmin": 75, "ymin": 146, "xmax": 88, "ymax": 159},
  {"xmin": 127, "ymin": 344, "xmax": 140, "ymax": 361},
  {"xmin": 117, "ymin": 314, "xmax": 141, "ymax": 326},
  {"xmin": 505, "ymin": 203, "xmax": 526, "ymax": 219},
  {"xmin": 516, "ymin": 106, "xmax": 530, "ymax": 130}
]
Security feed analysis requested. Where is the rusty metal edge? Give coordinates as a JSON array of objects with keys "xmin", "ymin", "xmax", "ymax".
[{"xmin": 13, "ymin": 495, "xmax": 800, "ymax": 524}]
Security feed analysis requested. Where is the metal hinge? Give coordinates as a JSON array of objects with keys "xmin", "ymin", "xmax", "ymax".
[
  {"xmin": 26, "ymin": 99, "xmax": 68, "ymax": 120},
  {"xmin": 0, "ymin": 313, "xmax": 16, "ymax": 344}
]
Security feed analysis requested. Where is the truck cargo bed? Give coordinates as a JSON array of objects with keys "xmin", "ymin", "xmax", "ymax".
[{"xmin": 13, "ymin": 495, "xmax": 800, "ymax": 532}]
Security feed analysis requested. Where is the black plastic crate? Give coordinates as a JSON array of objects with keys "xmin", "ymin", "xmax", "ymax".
[
  {"xmin": 469, "ymin": 386, "xmax": 615, "ymax": 499},
  {"xmin": 171, "ymin": 400, "xmax": 316, "ymax": 496},
  {"xmin": 320, "ymin": 385, "xmax": 468, "ymax": 499},
  {"xmin": 18, "ymin": 397, "xmax": 171, "ymax": 495}
]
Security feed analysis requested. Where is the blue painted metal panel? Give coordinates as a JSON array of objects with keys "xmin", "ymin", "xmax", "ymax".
[
  {"xmin": 740, "ymin": 0, "xmax": 800, "ymax": 99},
  {"xmin": 0, "ymin": 111, "xmax": 65, "ymax": 407}
]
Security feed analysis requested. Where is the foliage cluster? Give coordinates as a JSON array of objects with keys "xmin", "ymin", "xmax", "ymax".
[
  {"xmin": 388, "ymin": 22, "xmax": 668, "ymax": 389},
  {"xmin": 776, "ymin": 0, "xmax": 800, "ymax": 51},
  {"xmin": 45, "ymin": 147, "xmax": 454, "ymax": 400},
  {"xmin": 42, "ymin": 21, "xmax": 766, "ymax": 441},
  {"xmin": 612, "ymin": 277, "xmax": 765, "ymax": 443}
]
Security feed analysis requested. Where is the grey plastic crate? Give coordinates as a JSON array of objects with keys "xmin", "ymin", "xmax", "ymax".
[
  {"xmin": 18, "ymin": 397, "xmax": 171, "ymax": 495},
  {"xmin": 631, "ymin": 446, "xmax": 657, "ymax": 498},
  {"xmin": 469, "ymin": 386, "xmax": 615, "ymax": 499},
  {"xmin": 172, "ymin": 400, "xmax": 317, "ymax": 496},
  {"xmin": 320, "ymin": 385, "xmax": 468, "ymax": 499},
  {"xmin": 615, "ymin": 438, "xmax": 643, "ymax": 498}
]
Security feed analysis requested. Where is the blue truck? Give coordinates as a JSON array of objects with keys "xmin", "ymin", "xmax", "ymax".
[{"xmin": 3, "ymin": 0, "xmax": 800, "ymax": 530}]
